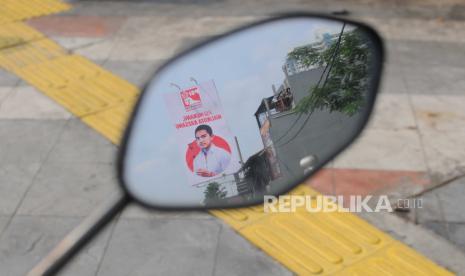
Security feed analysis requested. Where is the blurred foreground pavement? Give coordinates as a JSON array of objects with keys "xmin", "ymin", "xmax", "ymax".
[{"xmin": 0, "ymin": 0, "xmax": 465, "ymax": 275}]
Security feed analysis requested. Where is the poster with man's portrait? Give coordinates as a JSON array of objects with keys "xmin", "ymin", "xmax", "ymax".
[{"xmin": 163, "ymin": 80, "xmax": 241, "ymax": 186}]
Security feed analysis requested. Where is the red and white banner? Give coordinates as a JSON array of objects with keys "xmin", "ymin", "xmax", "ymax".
[{"xmin": 163, "ymin": 80, "xmax": 241, "ymax": 186}]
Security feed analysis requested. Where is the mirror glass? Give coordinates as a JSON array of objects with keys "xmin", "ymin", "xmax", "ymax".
[{"xmin": 121, "ymin": 16, "xmax": 381, "ymax": 208}]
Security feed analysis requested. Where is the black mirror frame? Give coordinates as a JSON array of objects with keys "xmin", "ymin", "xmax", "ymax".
[{"xmin": 117, "ymin": 12, "xmax": 385, "ymax": 211}]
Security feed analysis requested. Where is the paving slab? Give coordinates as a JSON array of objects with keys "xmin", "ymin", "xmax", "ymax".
[
  {"xmin": 420, "ymin": 129, "xmax": 465, "ymax": 180},
  {"xmin": 0, "ymin": 119, "xmax": 67, "ymax": 164},
  {"xmin": 367, "ymin": 92, "xmax": 416, "ymax": 131},
  {"xmin": 106, "ymin": 16, "xmax": 185, "ymax": 61},
  {"xmin": 403, "ymin": 65, "xmax": 465, "ymax": 96},
  {"xmin": 106, "ymin": 16, "xmax": 258, "ymax": 61},
  {"xmin": 434, "ymin": 178, "xmax": 465, "ymax": 223},
  {"xmin": 0, "ymin": 87, "xmax": 14, "ymax": 107},
  {"xmin": 213, "ymin": 224, "xmax": 292, "ymax": 276},
  {"xmin": 331, "ymin": 168, "xmax": 430, "ymax": 201},
  {"xmin": 373, "ymin": 62, "xmax": 409, "ymax": 94},
  {"xmin": 387, "ymin": 40, "xmax": 465, "ymax": 68},
  {"xmin": 27, "ymin": 15, "xmax": 128, "ymax": 63},
  {"xmin": 96, "ymin": 218, "xmax": 221, "ymax": 276},
  {"xmin": 0, "ymin": 216, "xmax": 8, "ymax": 236},
  {"xmin": 51, "ymin": 36, "xmax": 108, "ymax": 53},
  {"xmin": 0, "ymin": 215, "xmax": 112, "ymax": 276},
  {"xmin": 17, "ymin": 162, "xmax": 118, "ymax": 217},
  {"xmin": 47, "ymin": 118, "xmax": 117, "ymax": 164},
  {"xmin": 0, "ymin": 73, "xmax": 20, "ymax": 87},
  {"xmin": 410, "ymin": 93, "xmax": 465, "ymax": 176},
  {"xmin": 365, "ymin": 17, "xmax": 465, "ymax": 43},
  {"xmin": 0, "ymin": 162, "xmax": 41, "ymax": 216},
  {"xmin": 360, "ymin": 211, "xmax": 465, "ymax": 274},
  {"xmin": 333, "ymin": 128, "xmax": 428, "ymax": 171},
  {"xmin": 121, "ymin": 202, "xmax": 213, "ymax": 220},
  {"xmin": 58, "ymin": 220, "xmax": 115, "ymax": 276},
  {"xmin": 400, "ymin": 176, "xmax": 465, "ymax": 259},
  {"xmin": 422, "ymin": 221, "xmax": 450, "ymax": 239},
  {"xmin": 415, "ymin": 192, "xmax": 444, "ymax": 224},
  {"xmin": 28, "ymin": 15, "xmax": 127, "ymax": 38},
  {"xmin": 71, "ymin": 37, "xmax": 120, "ymax": 62},
  {"xmin": 0, "ymin": 86, "xmax": 71, "ymax": 120},
  {"xmin": 411, "ymin": 94, "xmax": 465, "ymax": 132},
  {"xmin": 448, "ymin": 223, "xmax": 465, "ymax": 253},
  {"xmin": 100, "ymin": 60, "xmax": 162, "ymax": 88},
  {"xmin": 65, "ymin": 0, "xmax": 465, "ymax": 20}
]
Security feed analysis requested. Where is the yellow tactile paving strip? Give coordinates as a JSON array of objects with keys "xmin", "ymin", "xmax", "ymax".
[
  {"xmin": 83, "ymin": 101, "xmax": 137, "ymax": 144},
  {"xmin": 0, "ymin": 0, "xmax": 70, "ymax": 25},
  {"xmin": 0, "ymin": 22, "xmax": 44, "ymax": 49},
  {"xmin": 16, "ymin": 54, "xmax": 139, "ymax": 116},
  {"xmin": 0, "ymin": 2, "xmax": 454, "ymax": 275},
  {"xmin": 0, "ymin": 24, "xmax": 139, "ymax": 140},
  {"xmin": 212, "ymin": 186, "xmax": 452, "ymax": 275}
]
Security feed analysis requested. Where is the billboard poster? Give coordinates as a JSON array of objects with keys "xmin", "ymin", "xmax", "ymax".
[{"xmin": 163, "ymin": 80, "xmax": 241, "ymax": 186}]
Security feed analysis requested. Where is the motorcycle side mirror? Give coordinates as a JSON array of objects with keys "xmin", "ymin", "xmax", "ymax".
[{"xmin": 118, "ymin": 14, "xmax": 384, "ymax": 210}]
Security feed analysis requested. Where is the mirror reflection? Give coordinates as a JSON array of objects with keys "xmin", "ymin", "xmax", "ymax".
[{"xmin": 123, "ymin": 17, "xmax": 378, "ymax": 208}]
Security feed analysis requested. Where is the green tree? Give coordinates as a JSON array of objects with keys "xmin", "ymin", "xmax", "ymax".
[
  {"xmin": 288, "ymin": 28, "xmax": 371, "ymax": 116},
  {"xmin": 203, "ymin": 182, "xmax": 227, "ymax": 205},
  {"xmin": 243, "ymin": 152, "xmax": 271, "ymax": 194}
]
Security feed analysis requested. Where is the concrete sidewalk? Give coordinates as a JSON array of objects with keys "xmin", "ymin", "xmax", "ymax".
[
  {"xmin": 0, "ymin": 0, "xmax": 465, "ymax": 275},
  {"xmin": 399, "ymin": 176, "xmax": 465, "ymax": 255}
]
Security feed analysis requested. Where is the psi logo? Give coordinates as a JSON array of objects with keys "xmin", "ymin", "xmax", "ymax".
[{"xmin": 181, "ymin": 87, "xmax": 202, "ymax": 111}]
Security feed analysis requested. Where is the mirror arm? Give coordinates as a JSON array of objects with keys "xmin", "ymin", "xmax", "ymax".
[{"xmin": 28, "ymin": 192, "xmax": 130, "ymax": 276}]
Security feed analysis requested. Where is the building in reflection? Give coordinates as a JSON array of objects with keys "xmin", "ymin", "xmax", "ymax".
[
  {"xmin": 230, "ymin": 29, "xmax": 367, "ymax": 199},
  {"xmin": 211, "ymin": 63, "xmax": 358, "ymax": 200},
  {"xmin": 250, "ymin": 60, "xmax": 361, "ymax": 195},
  {"xmin": 252, "ymin": 67, "xmax": 327, "ymax": 191}
]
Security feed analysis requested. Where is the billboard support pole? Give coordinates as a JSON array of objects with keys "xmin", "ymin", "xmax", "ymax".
[
  {"xmin": 234, "ymin": 136, "xmax": 244, "ymax": 166},
  {"xmin": 190, "ymin": 77, "xmax": 199, "ymax": 85},
  {"xmin": 170, "ymin": 82, "xmax": 182, "ymax": 91}
]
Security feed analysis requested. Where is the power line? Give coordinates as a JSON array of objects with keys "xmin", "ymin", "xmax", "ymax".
[
  {"xmin": 276, "ymin": 23, "xmax": 346, "ymax": 148},
  {"xmin": 273, "ymin": 39, "xmax": 334, "ymax": 144}
]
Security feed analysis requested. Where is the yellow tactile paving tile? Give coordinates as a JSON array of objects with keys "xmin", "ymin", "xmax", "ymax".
[
  {"xmin": 0, "ymin": 1, "xmax": 454, "ymax": 275},
  {"xmin": 0, "ymin": 0, "xmax": 70, "ymax": 25},
  {"xmin": 0, "ymin": 38, "xmax": 66, "ymax": 71},
  {"xmin": 0, "ymin": 22, "xmax": 44, "ymax": 50},
  {"xmin": 210, "ymin": 187, "xmax": 321, "ymax": 229},
  {"xmin": 14, "ymin": 55, "xmax": 139, "ymax": 116},
  {"xmin": 210, "ymin": 205, "xmax": 269, "ymax": 229},
  {"xmin": 337, "ymin": 241, "xmax": 453, "ymax": 275},
  {"xmin": 82, "ymin": 101, "xmax": 137, "ymax": 144},
  {"xmin": 215, "ymin": 185, "xmax": 453, "ymax": 275},
  {"xmin": 0, "ymin": 38, "xmax": 138, "ymax": 116}
]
